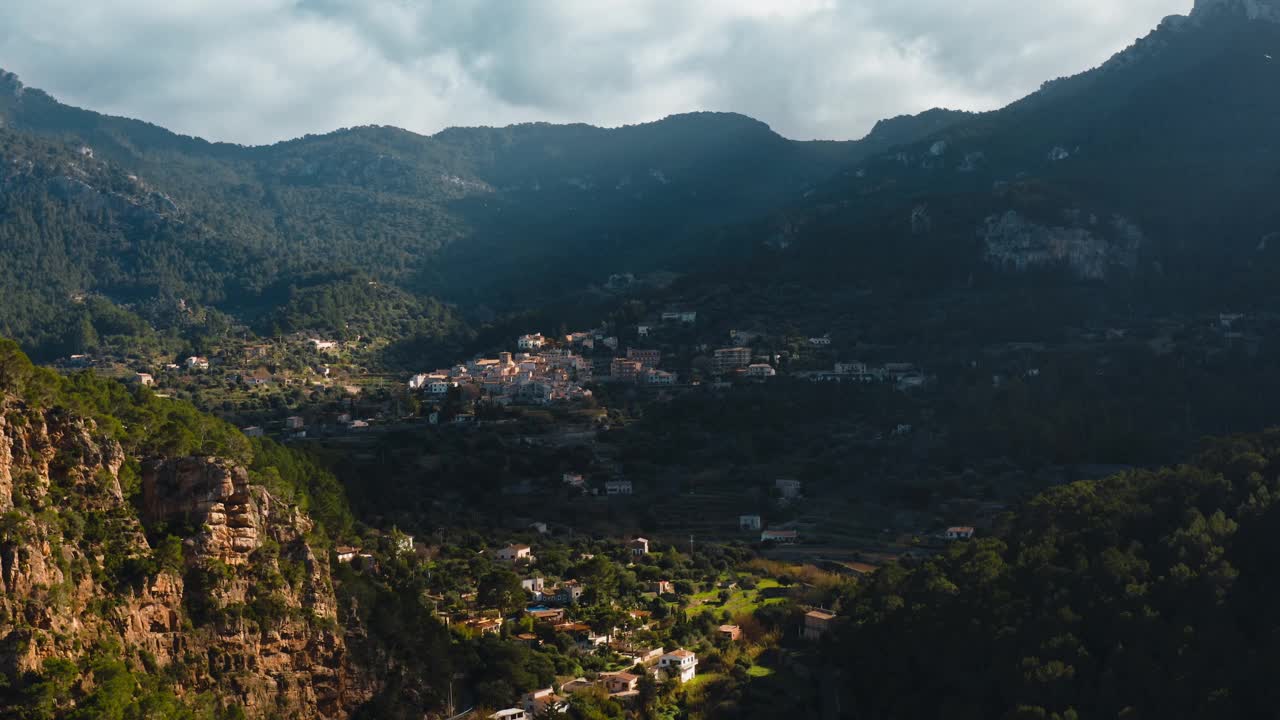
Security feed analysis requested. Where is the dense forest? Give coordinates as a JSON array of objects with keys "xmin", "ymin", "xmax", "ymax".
[{"xmin": 680, "ymin": 430, "xmax": 1280, "ymax": 719}]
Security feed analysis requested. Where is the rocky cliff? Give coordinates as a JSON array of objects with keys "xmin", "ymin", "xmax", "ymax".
[{"xmin": 0, "ymin": 398, "xmax": 368, "ymax": 717}]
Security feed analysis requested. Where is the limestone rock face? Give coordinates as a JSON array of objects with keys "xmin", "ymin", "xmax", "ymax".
[
  {"xmin": 0, "ymin": 400, "xmax": 370, "ymax": 718},
  {"xmin": 143, "ymin": 457, "xmax": 288, "ymax": 566},
  {"xmin": 980, "ymin": 210, "xmax": 1143, "ymax": 280}
]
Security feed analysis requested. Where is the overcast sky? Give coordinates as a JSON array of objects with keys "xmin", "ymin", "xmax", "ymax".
[{"xmin": 0, "ymin": 0, "xmax": 1192, "ymax": 145}]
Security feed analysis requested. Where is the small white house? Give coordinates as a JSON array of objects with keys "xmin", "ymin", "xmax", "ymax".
[
  {"xmin": 659, "ymin": 649, "xmax": 698, "ymax": 683},
  {"xmin": 629, "ymin": 538, "xmax": 650, "ymax": 556},
  {"xmin": 739, "ymin": 515, "xmax": 762, "ymax": 531},
  {"xmin": 746, "ymin": 363, "xmax": 777, "ymax": 379},
  {"xmin": 489, "ymin": 709, "xmax": 528, "ymax": 720},
  {"xmin": 944, "ymin": 526, "xmax": 976, "ymax": 541},
  {"xmin": 495, "ymin": 544, "xmax": 534, "ymax": 564}
]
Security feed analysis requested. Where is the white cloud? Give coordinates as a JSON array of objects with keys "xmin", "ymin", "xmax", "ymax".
[{"xmin": 0, "ymin": 0, "xmax": 1192, "ymax": 144}]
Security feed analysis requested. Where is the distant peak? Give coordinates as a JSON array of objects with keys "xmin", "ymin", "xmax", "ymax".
[{"xmin": 1192, "ymin": 0, "xmax": 1280, "ymax": 22}]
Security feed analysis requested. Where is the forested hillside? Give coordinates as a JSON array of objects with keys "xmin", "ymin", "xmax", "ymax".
[
  {"xmin": 0, "ymin": 66, "xmax": 970, "ymax": 359},
  {"xmin": 803, "ymin": 430, "xmax": 1280, "ymax": 719}
]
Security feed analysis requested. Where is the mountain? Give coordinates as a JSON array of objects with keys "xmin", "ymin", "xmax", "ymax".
[
  {"xmin": 685, "ymin": 0, "xmax": 1280, "ymax": 331},
  {"xmin": 4, "ymin": 2, "xmax": 1280, "ymax": 358},
  {"xmin": 0, "ymin": 72, "xmax": 970, "ymax": 358}
]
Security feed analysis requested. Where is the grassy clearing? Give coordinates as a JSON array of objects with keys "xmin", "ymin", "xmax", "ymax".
[{"xmin": 687, "ymin": 577, "xmax": 789, "ymax": 617}]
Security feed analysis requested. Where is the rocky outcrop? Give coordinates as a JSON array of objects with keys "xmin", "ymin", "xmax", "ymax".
[
  {"xmin": 0, "ymin": 400, "xmax": 368, "ymax": 718},
  {"xmin": 981, "ymin": 210, "xmax": 1143, "ymax": 280},
  {"xmin": 143, "ymin": 457, "xmax": 271, "ymax": 566}
]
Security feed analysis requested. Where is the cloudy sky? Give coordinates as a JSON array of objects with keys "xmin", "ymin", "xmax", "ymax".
[{"xmin": 0, "ymin": 0, "xmax": 1192, "ymax": 145}]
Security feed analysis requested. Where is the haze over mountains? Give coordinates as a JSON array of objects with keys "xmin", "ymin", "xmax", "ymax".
[{"xmin": 0, "ymin": 0, "xmax": 1278, "ymax": 358}]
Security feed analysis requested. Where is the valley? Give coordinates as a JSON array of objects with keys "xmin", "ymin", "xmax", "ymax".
[{"xmin": 3, "ymin": 1, "xmax": 1280, "ymax": 718}]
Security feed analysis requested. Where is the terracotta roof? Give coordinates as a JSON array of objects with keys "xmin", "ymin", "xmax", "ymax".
[{"xmin": 806, "ymin": 610, "xmax": 836, "ymax": 621}]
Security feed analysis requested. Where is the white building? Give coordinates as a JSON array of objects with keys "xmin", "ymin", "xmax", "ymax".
[
  {"xmin": 746, "ymin": 363, "xmax": 777, "ymax": 379},
  {"xmin": 489, "ymin": 710, "xmax": 528, "ymax": 720},
  {"xmin": 739, "ymin": 515, "xmax": 762, "ymax": 531},
  {"xmin": 944, "ymin": 526, "xmax": 975, "ymax": 541},
  {"xmin": 495, "ymin": 544, "xmax": 534, "ymax": 564},
  {"xmin": 518, "ymin": 333, "xmax": 547, "ymax": 350},
  {"xmin": 185, "ymin": 356, "xmax": 210, "ymax": 370},
  {"xmin": 629, "ymin": 538, "xmax": 650, "ymax": 556},
  {"xmin": 659, "ymin": 649, "xmax": 698, "ymax": 683},
  {"xmin": 605, "ymin": 479, "xmax": 633, "ymax": 496}
]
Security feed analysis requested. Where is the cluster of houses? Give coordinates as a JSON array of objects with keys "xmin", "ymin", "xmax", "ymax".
[
  {"xmin": 480, "ymin": 537, "xmax": 703, "ymax": 719},
  {"xmin": 708, "ymin": 346, "xmax": 778, "ymax": 380},
  {"xmin": 488, "ymin": 648, "xmax": 699, "ymax": 719},
  {"xmin": 610, "ymin": 348, "xmax": 676, "ymax": 386},
  {"xmin": 409, "ymin": 343, "xmax": 594, "ymax": 407}
]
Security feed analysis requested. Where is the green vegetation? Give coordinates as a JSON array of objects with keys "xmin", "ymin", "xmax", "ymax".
[
  {"xmin": 7, "ymin": 650, "xmax": 246, "ymax": 720},
  {"xmin": 718, "ymin": 431, "xmax": 1280, "ymax": 719}
]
